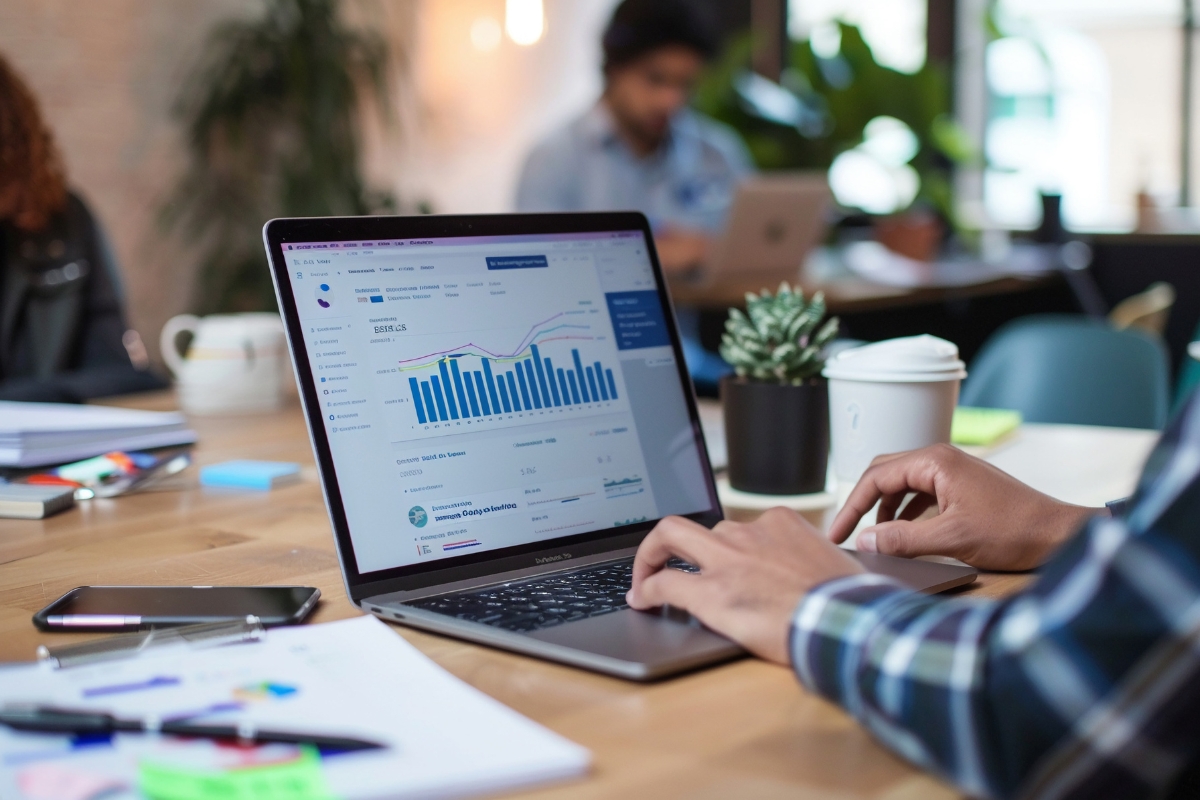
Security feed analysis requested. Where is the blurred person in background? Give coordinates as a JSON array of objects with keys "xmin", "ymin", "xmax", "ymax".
[
  {"xmin": 0, "ymin": 53, "xmax": 162, "ymax": 403},
  {"xmin": 515, "ymin": 0, "xmax": 752, "ymax": 387}
]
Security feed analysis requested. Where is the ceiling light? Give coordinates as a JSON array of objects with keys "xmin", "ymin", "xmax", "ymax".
[{"xmin": 506, "ymin": 0, "xmax": 544, "ymax": 46}]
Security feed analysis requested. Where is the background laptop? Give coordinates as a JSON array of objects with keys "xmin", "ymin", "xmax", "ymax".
[
  {"xmin": 264, "ymin": 212, "xmax": 974, "ymax": 681},
  {"xmin": 699, "ymin": 171, "xmax": 831, "ymax": 286}
]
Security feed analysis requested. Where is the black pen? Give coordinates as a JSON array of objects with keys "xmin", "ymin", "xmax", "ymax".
[{"xmin": 0, "ymin": 704, "xmax": 386, "ymax": 752}]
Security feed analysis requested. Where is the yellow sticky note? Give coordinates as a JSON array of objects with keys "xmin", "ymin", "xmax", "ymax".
[{"xmin": 952, "ymin": 406, "xmax": 1022, "ymax": 446}]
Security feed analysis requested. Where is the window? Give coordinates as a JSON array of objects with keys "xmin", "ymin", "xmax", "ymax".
[
  {"xmin": 788, "ymin": 0, "xmax": 927, "ymax": 74},
  {"xmin": 984, "ymin": 0, "xmax": 1185, "ymax": 230}
]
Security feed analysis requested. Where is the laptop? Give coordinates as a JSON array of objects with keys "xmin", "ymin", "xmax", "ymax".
[
  {"xmin": 697, "ymin": 172, "xmax": 831, "ymax": 286},
  {"xmin": 263, "ymin": 212, "xmax": 975, "ymax": 681}
]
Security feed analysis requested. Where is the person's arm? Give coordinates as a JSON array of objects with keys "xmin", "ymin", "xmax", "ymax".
[
  {"xmin": 653, "ymin": 228, "xmax": 712, "ymax": 275},
  {"xmin": 827, "ymin": 444, "xmax": 1103, "ymax": 570},
  {"xmin": 629, "ymin": 399, "xmax": 1200, "ymax": 797}
]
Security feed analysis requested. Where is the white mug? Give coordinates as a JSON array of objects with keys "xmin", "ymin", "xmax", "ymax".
[{"xmin": 160, "ymin": 313, "xmax": 289, "ymax": 416}]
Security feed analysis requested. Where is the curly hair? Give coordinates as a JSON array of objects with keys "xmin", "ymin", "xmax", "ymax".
[{"xmin": 0, "ymin": 53, "xmax": 67, "ymax": 232}]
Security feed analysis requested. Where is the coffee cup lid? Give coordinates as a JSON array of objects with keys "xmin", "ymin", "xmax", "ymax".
[{"xmin": 822, "ymin": 335, "xmax": 967, "ymax": 383}]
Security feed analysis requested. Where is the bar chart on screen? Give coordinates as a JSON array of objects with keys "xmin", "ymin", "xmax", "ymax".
[{"xmin": 381, "ymin": 309, "xmax": 630, "ymax": 440}]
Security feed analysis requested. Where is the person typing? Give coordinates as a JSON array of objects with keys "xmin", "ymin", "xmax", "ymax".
[
  {"xmin": 628, "ymin": 391, "xmax": 1200, "ymax": 798},
  {"xmin": 514, "ymin": 0, "xmax": 751, "ymax": 388}
]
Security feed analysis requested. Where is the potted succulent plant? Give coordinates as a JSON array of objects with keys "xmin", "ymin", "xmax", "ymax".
[{"xmin": 719, "ymin": 283, "xmax": 839, "ymax": 495}]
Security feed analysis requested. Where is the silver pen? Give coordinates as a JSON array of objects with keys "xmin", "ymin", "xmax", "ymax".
[{"xmin": 36, "ymin": 615, "xmax": 266, "ymax": 669}]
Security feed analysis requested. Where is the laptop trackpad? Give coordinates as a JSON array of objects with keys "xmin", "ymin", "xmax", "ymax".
[
  {"xmin": 850, "ymin": 550, "xmax": 978, "ymax": 593},
  {"xmin": 525, "ymin": 608, "xmax": 742, "ymax": 676}
]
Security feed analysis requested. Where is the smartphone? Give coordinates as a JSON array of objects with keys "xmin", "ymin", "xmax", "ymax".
[{"xmin": 32, "ymin": 586, "xmax": 320, "ymax": 631}]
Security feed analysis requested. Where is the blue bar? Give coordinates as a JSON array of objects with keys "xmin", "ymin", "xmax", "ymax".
[
  {"xmin": 450, "ymin": 359, "xmax": 471, "ymax": 417},
  {"xmin": 505, "ymin": 372, "xmax": 522, "ymax": 411},
  {"xmin": 516, "ymin": 364, "xmax": 534, "ymax": 409},
  {"xmin": 545, "ymin": 358, "xmax": 561, "ymax": 406},
  {"xmin": 572, "ymin": 350, "xmax": 589, "ymax": 402},
  {"xmin": 557, "ymin": 368, "xmax": 571, "ymax": 405},
  {"xmin": 606, "ymin": 368, "xmax": 618, "ymax": 400},
  {"xmin": 586, "ymin": 366, "xmax": 600, "ymax": 402},
  {"xmin": 438, "ymin": 361, "xmax": 459, "ymax": 419},
  {"xmin": 531, "ymin": 345, "xmax": 552, "ymax": 407},
  {"xmin": 473, "ymin": 372, "xmax": 491, "ymax": 415},
  {"xmin": 594, "ymin": 362, "xmax": 608, "ymax": 400},
  {"xmin": 430, "ymin": 375, "xmax": 449, "ymax": 421},
  {"xmin": 409, "ymin": 378, "xmax": 427, "ymax": 424},
  {"xmin": 482, "ymin": 359, "xmax": 501, "ymax": 411},
  {"xmin": 498, "ymin": 375, "xmax": 512, "ymax": 412},
  {"xmin": 568, "ymin": 370, "xmax": 582, "ymax": 404},
  {"xmin": 464, "ymin": 370, "xmax": 481, "ymax": 416},
  {"xmin": 421, "ymin": 381, "xmax": 438, "ymax": 422},
  {"xmin": 522, "ymin": 361, "xmax": 542, "ymax": 409}
]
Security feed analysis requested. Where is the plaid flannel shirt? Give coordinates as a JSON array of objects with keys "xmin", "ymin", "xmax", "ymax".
[{"xmin": 791, "ymin": 390, "xmax": 1200, "ymax": 799}]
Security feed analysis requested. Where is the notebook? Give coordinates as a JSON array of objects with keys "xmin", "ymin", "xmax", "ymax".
[
  {"xmin": 0, "ymin": 402, "xmax": 197, "ymax": 468},
  {"xmin": 0, "ymin": 484, "xmax": 75, "ymax": 519}
]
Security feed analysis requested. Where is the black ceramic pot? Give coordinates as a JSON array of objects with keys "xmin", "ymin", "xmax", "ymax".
[{"xmin": 721, "ymin": 375, "xmax": 829, "ymax": 495}]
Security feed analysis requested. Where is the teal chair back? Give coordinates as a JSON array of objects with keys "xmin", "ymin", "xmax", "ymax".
[{"xmin": 960, "ymin": 315, "xmax": 1171, "ymax": 430}]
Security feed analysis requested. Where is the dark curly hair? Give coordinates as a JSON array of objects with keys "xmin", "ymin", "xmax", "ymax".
[
  {"xmin": 0, "ymin": 53, "xmax": 68, "ymax": 232},
  {"xmin": 602, "ymin": 0, "xmax": 719, "ymax": 73}
]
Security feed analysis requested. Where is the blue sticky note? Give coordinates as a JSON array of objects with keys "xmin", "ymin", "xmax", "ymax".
[{"xmin": 199, "ymin": 460, "xmax": 301, "ymax": 491}]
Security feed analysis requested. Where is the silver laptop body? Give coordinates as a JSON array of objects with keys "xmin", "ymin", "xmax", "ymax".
[
  {"xmin": 264, "ymin": 212, "xmax": 974, "ymax": 681},
  {"xmin": 700, "ymin": 172, "xmax": 832, "ymax": 286}
]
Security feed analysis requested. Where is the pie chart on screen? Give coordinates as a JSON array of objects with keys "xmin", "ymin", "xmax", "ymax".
[{"xmin": 315, "ymin": 283, "xmax": 335, "ymax": 309}]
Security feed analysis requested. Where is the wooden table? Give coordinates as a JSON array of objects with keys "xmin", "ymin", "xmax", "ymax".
[{"xmin": 0, "ymin": 394, "xmax": 1158, "ymax": 799}]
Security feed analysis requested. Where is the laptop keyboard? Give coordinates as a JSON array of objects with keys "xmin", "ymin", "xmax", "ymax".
[{"xmin": 404, "ymin": 557, "xmax": 698, "ymax": 632}]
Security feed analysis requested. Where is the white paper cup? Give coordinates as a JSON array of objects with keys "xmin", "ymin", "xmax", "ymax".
[{"xmin": 823, "ymin": 335, "xmax": 967, "ymax": 499}]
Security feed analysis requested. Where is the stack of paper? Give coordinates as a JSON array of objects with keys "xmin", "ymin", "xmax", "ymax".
[
  {"xmin": 0, "ymin": 401, "xmax": 196, "ymax": 467},
  {"xmin": 0, "ymin": 616, "xmax": 590, "ymax": 799}
]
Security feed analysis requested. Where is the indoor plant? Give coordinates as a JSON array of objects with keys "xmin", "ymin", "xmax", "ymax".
[
  {"xmin": 692, "ymin": 23, "xmax": 973, "ymax": 228},
  {"xmin": 719, "ymin": 283, "xmax": 839, "ymax": 495},
  {"xmin": 164, "ymin": 0, "xmax": 400, "ymax": 314}
]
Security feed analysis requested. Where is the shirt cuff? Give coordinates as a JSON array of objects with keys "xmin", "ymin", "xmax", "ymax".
[{"xmin": 789, "ymin": 572, "xmax": 916, "ymax": 710}]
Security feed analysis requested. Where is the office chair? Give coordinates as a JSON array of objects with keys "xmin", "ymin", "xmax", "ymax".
[{"xmin": 960, "ymin": 315, "xmax": 1171, "ymax": 430}]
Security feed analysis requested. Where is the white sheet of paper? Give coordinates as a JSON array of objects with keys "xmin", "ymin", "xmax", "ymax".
[{"xmin": 0, "ymin": 616, "xmax": 590, "ymax": 799}]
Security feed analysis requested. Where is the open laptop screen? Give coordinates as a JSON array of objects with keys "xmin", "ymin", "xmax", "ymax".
[{"xmin": 278, "ymin": 227, "xmax": 715, "ymax": 578}]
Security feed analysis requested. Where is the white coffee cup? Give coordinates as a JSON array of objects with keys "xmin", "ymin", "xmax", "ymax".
[
  {"xmin": 822, "ymin": 335, "xmax": 967, "ymax": 498},
  {"xmin": 160, "ymin": 313, "xmax": 289, "ymax": 416}
]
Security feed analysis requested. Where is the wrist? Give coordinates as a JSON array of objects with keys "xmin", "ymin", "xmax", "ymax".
[{"xmin": 1045, "ymin": 502, "xmax": 1104, "ymax": 557}]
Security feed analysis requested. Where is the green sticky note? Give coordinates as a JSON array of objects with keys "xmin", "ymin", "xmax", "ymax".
[
  {"xmin": 952, "ymin": 406, "xmax": 1022, "ymax": 446},
  {"xmin": 139, "ymin": 747, "xmax": 333, "ymax": 800}
]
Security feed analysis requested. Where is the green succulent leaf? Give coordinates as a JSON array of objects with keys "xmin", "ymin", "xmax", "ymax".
[{"xmin": 720, "ymin": 282, "xmax": 839, "ymax": 384}]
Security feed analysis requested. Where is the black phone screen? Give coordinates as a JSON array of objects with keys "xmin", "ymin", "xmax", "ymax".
[{"xmin": 34, "ymin": 586, "xmax": 319, "ymax": 630}]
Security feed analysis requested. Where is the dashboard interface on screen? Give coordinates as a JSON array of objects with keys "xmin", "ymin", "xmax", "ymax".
[{"xmin": 282, "ymin": 230, "xmax": 713, "ymax": 574}]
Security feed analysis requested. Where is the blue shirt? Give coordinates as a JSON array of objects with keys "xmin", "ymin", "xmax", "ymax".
[
  {"xmin": 791, "ymin": 388, "xmax": 1200, "ymax": 798},
  {"xmin": 514, "ymin": 103, "xmax": 753, "ymax": 233}
]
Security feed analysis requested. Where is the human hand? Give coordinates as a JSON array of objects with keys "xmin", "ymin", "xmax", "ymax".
[
  {"xmin": 626, "ymin": 509, "xmax": 864, "ymax": 664},
  {"xmin": 828, "ymin": 444, "xmax": 1103, "ymax": 571},
  {"xmin": 654, "ymin": 228, "xmax": 711, "ymax": 274}
]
